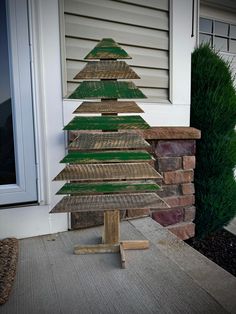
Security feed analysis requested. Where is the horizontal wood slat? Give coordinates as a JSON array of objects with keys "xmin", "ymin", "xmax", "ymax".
[
  {"xmin": 74, "ymin": 101, "xmax": 143, "ymax": 114},
  {"xmin": 74, "ymin": 61, "xmax": 139, "ymax": 79},
  {"xmin": 67, "ymin": 61, "xmax": 168, "ymax": 88},
  {"xmin": 67, "ymin": 83, "xmax": 169, "ymax": 103},
  {"xmin": 69, "ymin": 81, "xmax": 146, "ymax": 99},
  {"xmin": 60, "ymin": 150, "xmax": 152, "ymax": 163},
  {"xmin": 69, "ymin": 132, "xmax": 150, "ymax": 150},
  {"xmin": 57, "ymin": 180, "xmax": 160, "ymax": 195},
  {"xmin": 50, "ymin": 192, "xmax": 167, "ymax": 213},
  {"xmin": 64, "ymin": 115, "xmax": 150, "ymax": 131},
  {"xmin": 53, "ymin": 163, "xmax": 162, "ymax": 181}
]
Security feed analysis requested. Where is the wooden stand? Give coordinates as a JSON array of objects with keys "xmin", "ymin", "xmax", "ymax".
[{"xmin": 74, "ymin": 210, "xmax": 149, "ymax": 268}]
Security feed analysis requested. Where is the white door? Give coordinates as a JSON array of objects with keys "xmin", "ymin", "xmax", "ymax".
[{"xmin": 0, "ymin": 0, "xmax": 37, "ymax": 205}]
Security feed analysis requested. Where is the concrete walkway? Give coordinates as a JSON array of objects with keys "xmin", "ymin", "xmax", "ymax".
[
  {"xmin": 1, "ymin": 218, "xmax": 236, "ymax": 314},
  {"xmin": 225, "ymin": 217, "xmax": 236, "ymax": 235}
]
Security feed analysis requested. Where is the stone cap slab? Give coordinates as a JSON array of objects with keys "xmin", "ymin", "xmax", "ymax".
[{"xmin": 138, "ymin": 127, "xmax": 201, "ymax": 140}]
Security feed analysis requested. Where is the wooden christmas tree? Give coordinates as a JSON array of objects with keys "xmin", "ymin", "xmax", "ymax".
[{"xmin": 51, "ymin": 38, "xmax": 168, "ymax": 268}]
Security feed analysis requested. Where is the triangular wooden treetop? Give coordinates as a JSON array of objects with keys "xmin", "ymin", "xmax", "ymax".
[
  {"xmin": 51, "ymin": 38, "xmax": 168, "ymax": 268},
  {"xmin": 84, "ymin": 38, "xmax": 131, "ymax": 60}
]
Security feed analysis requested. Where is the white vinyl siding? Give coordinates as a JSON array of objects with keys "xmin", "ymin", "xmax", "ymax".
[{"xmin": 62, "ymin": 0, "xmax": 169, "ymax": 102}]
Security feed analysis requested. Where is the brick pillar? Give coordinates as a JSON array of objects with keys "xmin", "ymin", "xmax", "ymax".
[
  {"xmin": 70, "ymin": 127, "xmax": 201, "ymax": 241},
  {"xmin": 139, "ymin": 127, "xmax": 201, "ymax": 240}
]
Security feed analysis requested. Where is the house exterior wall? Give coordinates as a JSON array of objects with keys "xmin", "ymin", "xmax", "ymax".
[{"xmin": 0, "ymin": 0, "xmax": 198, "ymax": 239}]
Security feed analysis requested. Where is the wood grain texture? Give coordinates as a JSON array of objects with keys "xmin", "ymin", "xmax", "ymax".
[
  {"xmin": 50, "ymin": 193, "xmax": 167, "ymax": 213},
  {"xmin": 74, "ymin": 61, "xmax": 139, "ymax": 79},
  {"xmin": 57, "ymin": 180, "xmax": 160, "ymax": 195},
  {"xmin": 73, "ymin": 101, "xmax": 143, "ymax": 114},
  {"xmin": 64, "ymin": 115, "xmax": 150, "ymax": 131},
  {"xmin": 68, "ymin": 81, "xmax": 147, "ymax": 99},
  {"xmin": 84, "ymin": 38, "xmax": 131, "ymax": 59},
  {"xmin": 69, "ymin": 132, "xmax": 150, "ymax": 150},
  {"xmin": 121, "ymin": 240, "xmax": 149, "ymax": 250},
  {"xmin": 60, "ymin": 150, "xmax": 152, "ymax": 164},
  {"xmin": 53, "ymin": 163, "xmax": 162, "ymax": 182},
  {"xmin": 74, "ymin": 243, "xmax": 120, "ymax": 255},
  {"xmin": 103, "ymin": 210, "xmax": 120, "ymax": 244}
]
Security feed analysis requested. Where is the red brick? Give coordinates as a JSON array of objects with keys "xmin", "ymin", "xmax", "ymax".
[
  {"xmin": 184, "ymin": 206, "xmax": 196, "ymax": 222},
  {"xmin": 181, "ymin": 183, "xmax": 195, "ymax": 195},
  {"xmin": 126, "ymin": 208, "xmax": 150, "ymax": 218},
  {"xmin": 157, "ymin": 185, "xmax": 181, "ymax": 198},
  {"xmin": 164, "ymin": 195, "xmax": 195, "ymax": 207},
  {"xmin": 152, "ymin": 208, "xmax": 184, "ymax": 226},
  {"xmin": 163, "ymin": 170, "xmax": 194, "ymax": 184},
  {"xmin": 183, "ymin": 156, "xmax": 196, "ymax": 169},
  {"xmin": 154, "ymin": 140, "xmax": 196, "ymax": 157},
  {"xmin": 167, "ymin": 222, "xmax": 195, "ymax": 240},
  {"xmin": 157, "ymin": 157, "xmax": 182, "ymax": 171}
]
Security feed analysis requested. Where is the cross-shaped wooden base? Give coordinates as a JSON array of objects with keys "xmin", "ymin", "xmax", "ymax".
[{"xmin": 73, "ymin": 210, "xmax": 149, "ymax": 268}]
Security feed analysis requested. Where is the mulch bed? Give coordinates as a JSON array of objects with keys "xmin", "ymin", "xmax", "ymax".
[
  {"xmin": 0, "ymin": 238, "xmax": 18, "ymax": 305},
  {"xmin": 186, "ymin": 229, "xmax": 236, "ymax": 277}
]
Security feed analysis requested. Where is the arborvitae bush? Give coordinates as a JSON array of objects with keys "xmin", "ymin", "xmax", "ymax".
[{"xmin": 190, "ymin": 45, "xmax": 236, "ymax": 239}]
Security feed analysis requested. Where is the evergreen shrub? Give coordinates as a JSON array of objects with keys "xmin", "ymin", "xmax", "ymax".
[{"xmin": 190, "ymin": 45, "xmax": 236, "ymax": 238}]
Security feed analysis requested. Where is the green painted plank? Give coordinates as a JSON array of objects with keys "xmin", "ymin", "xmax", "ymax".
[
  {"xmin": 85, "ymin": 38, "xmax": 131, "ymax": 60},
  {"xmin": 68, "ymin": 81, "xmax": 146, "ymax": 99},
  {"xmin": 60, "ymin": 151, "xmax": 152, "ymax": 164},
  {"xmin": 57, "ymin": 180, "xmax": 160, "ymax": 195},
  {"xmin": 64, "ymin": 115, "xmax": 150, "ymax": 131}
]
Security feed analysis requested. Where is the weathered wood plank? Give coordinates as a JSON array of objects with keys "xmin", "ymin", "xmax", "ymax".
[
  {"xmin": 119, "ymin": 243, "xmax": 126, "ymax": 268},
  {"xmin": 74, "ymin": 243, "xmax": 120, "ymax": 255},
  {"xmin": 57, "ymin": 180, "xmax": 160, "ymax": 195},
  {"xmin": 50, "ymin": 192, "xmax": 168, "ymax": 213},
  {"xmin": 73, "ymin": 101, "xmax": 143, "ymax": 114},
  {"xmin": 68, "ymin": 81, "xmax": 147, "ymax": 99},
  {"xmin": 69, "ymin": 132, "xmax": 150, "ymax": 150},
  {"xmin": 53, "ymin": 163, "xmax": 162, "ymax": 182},
  {"xmin": 84, "ymin": 38, "xmax": 131, "ymax": 59},
  {"xmin": 64, "ymin": 116, "xmax": 150, "ymax": 131},
  {"xmin": 74, "ymin": 61, "xmax": 139, "ymax": 79},
  {"xmin": 103, "ymin": 210, "xmax": 120, "ymax": 244},
  {"xmin": 60, "ymin": 151, "xmax": 152, "ymax": 164},
  {"xmin": 121, "ymin": 240, "xmax": 149, "ymax": 250}
]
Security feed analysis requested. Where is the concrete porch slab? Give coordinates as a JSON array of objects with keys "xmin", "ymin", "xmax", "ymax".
[{"xmin": 1, "ymin": 218, "xmax": 235, "ymax": 314}]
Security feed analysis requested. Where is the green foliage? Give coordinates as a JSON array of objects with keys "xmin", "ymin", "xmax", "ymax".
[{"xmin": 190, "ymin": 44, "xmax": 236, "ymax": 238}]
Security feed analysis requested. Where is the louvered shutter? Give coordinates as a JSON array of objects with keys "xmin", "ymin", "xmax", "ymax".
[{"xmin": 62, "ymin": 0, "xmax": 169, "ymax": 102}]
